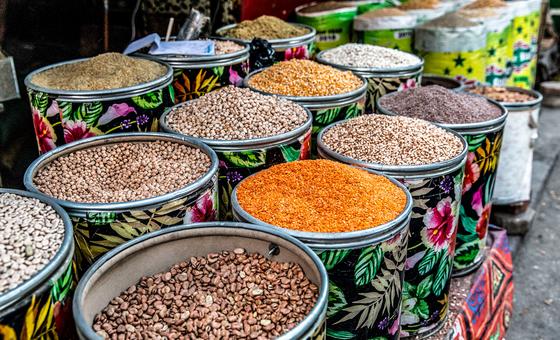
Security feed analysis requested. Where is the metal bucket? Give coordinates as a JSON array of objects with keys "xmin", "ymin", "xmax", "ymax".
[
  {"xmin": 215, "ymin": 23, "xmax": 317, "ymax": 61},
  {"xmin": 73, "ymin": 222, "xmax": 328, "ymax": 339},
  {"xmin": 24, "ymin": 58, "xmax": 174, "ymax": 154},
  {"xmin": 232, "ymin": 172, "xmax": 413, "ymax": 339},
  {"xmin": 0, "ymin": 188, "xmax": 75, "ymax": 339},
  {"xmin": 377, "ymin": 94, "xmax": 508, "ymax": 276},
  {"xmin": 244, "ymin": 70, "xmax": 367, "ymax": 156},
  {"xmin": 490, "ymin": 88, "xmax": 542, "ymax": 206},
  {"xmin": 315, "ymin": 50, "xmax": 423, "ymax": 112},
  {"xmin": 137, "ymin": 39, "xmax": 251, "ymax": 104},
  {"xmin": 317, "ymin": 120, "xmax": 468, "ymax": 337},
  {"xmin": 421, "ymin": 74, "xmax": 464, "ymax": 91},
  {"xmin": 23, "ymin": 133, "xmax": 219, "ymax": 275},
  {"xmin": 160, "ymin": 103, "xmax": 313, "ymax": 220}
]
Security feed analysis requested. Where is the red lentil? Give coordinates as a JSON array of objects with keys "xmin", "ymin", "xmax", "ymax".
[{"xmin": 236, "ymin": 160, "xmax": 406, "ymax": 233}]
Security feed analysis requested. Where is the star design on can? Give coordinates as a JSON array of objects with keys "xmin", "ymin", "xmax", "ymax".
[{"xmin": 453, "ymin": 54, "xmax": 466, "ymax": 67}]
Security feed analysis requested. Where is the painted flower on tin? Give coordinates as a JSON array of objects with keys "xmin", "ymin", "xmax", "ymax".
[
  {"xmin": 63, "ymin": 120, "xmax": 98, "ymax": 144},
  {"xmin": 97, "ymin": 103, "xmax": 136, "ymax": 126},
  {"xmin": 185, "ymin": 193, "xmax": 216, "ymax": 223},
  {"xmin": 32, "ymin": 109, "xmax": 57, "ymax": 153},
  {"xmin": 398, "ymin": 78, "xmax": 417, "ymax": 92},
  {"xmin": 473, "ymin": 187, "xmax": 491, "ymax": 239},
  {"xmin": 284, "ymin": 46, "xmax": 308, "ymax": 61},
  {"xmin": 462, "ymin": 152, "xmax": 480, "ymax": 194},
  {"xmin": 228, "ymin": 67, "xmax": 243, "ymax": 86},
  {"xmin": 422, "ymin": 197, "xmax": 457, "ymax": 251},
  {"xmin": 298, "ymin": 132, "xmax": 311, "ymax": 160}
]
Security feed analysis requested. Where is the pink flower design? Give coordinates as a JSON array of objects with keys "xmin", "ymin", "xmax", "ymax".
[
  {"xmin": 398, "ymin": 78, "xmax": 417, "ymax": 91},
  {"xmin": 187, "ymin": 193, "xmax": 216, "ymax": 223},
  {"xmin": 32, "ymin": 109, "xmax": 57, "ymax": 153},
  {"xmin": 46, "ymin": 100, "xmax": 60, "ymax": 117},
  {"xmin": 422, "ymin": 197, "xmax": 457, "ymax": 251},
  {"xmin": 462, "ymin": 152, "xmax": 480, "ymax": 194},
  {"xmin": 228, "ymin": 67, "xmax": 243, "ymax": 86},
  {"xmin": 97, "ymin": 103, "xmax": 136, "ymax": 126},
  {"xmin": 284, "ymin": 46, "xmax": 308, "ymax": 61},
  {"xmin": 63, "ymin": 120, "xmax": 98, "ymax": 144},
  {"xmin": 472, "ymin": 187, "xmax": 491, "ymax": 240},
  {"xmin": 389, "ymin": 314, "xmax": 400, "ymax": 335}
]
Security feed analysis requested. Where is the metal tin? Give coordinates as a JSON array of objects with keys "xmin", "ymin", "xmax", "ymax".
[
  {"xmin": 137, "ymin": 38, "xmax": 251, "ymax": 103},
  {"xmin": 24, "ymin": 57, "xmax": 174, "ymax": 154},
  {"xmin": 232, "ymin": 171, "xmax": 413, "ymax": 339},
  {"xmin": 160, "ymin": 102, "xmax": 313, "ymax": 220},
  {"xmin": 23, "ymin": 133, "xmax": 219, "ymax": 275},
  {"xmin": 317, "ymin": 119, "xmax": 468, "ymax": 337},
  {"xmin": 0, "ymin": 188, "xmax": 76, "ymax": 339},
  {"xmin": 215, "ymin": 23, "xmax": 317, "ymax": 61},
  {"xmin": 376, "ymin": 94, "xmax": 509, "ymax": 276},
  {"xmin": 244, "ymin": 70, "xmax": 367, "ymax": 155},
  {"xmin": 73, "ymin": 222, "xmax": 329, "ymax": 340},
  {"xmin": 315, "ymin": 50, "xmax": 424, "ymax": 112},
  {"xmin": 421, "ymin": 74, "xmax": 464, "ymax": 92}
]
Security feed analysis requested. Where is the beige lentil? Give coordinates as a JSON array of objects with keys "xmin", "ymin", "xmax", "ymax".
[
  {"xmin": 220, "ymin": 15, "xmax": 309, "ymax": 40},
  {"xmin": 31, "ymin": 53, "xmax": 167, "ymax": 91},
  {"xmin": 468, "ymin": 86, "xmax": 536, "ymax": 103},
  {"xmin": 399, "ymin": 0, "xmax": 439, "ymax": 10},
  {"xmin": 248, "ymin": 59, "xmax": 362, "ymax": 97},
  {"xmin": 214, "ymin": 40, "xmax": 244, "ymax": 55},
  {"xmin": 166, "ymin": 86, "xmax": 308, "ymax": 140},
  {"xmin": 322, "ymin": 115, "xmax": 463, "ymax": 166},
  {"xmin": 33, "ymin": 141, "xmax": 210, "ymax": 203},
  {"xmin": 0, "ymin": 193, "xmax": 65, "ymax": 294},
  {"xmin": 93, "ymin": 248, "xmax": 318, "ymax": 339}
]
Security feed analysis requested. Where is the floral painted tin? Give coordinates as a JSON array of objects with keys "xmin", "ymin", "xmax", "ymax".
[
  {"xmin": 244, "ymin": 71, "xmax": 367, "ymax": 156},
  {"xmin": 138, "ymin": 39, "xmax": 251, "ymax": 104},
  {"xmin": 317, "ymin": 121, "xmax": 468, "ymax": 337},
  {"xmin": 23, "ymin": 133, "xmax": 219, "ymax": 276},
  {"xmin": 0, "ymin": 188, "xmax": 76, "ymax": 340},
  {"xmin": 216, "ymin": 23, "xmax": 317, "ymax": 62},
  {"xmin": 24, "ymin": 58, "xmax": 174, "ymax": 154},
  {"xmin": 232, "ymin": 172, "xmax": 413, "ymax": 339},
  {"xmin": 160, "ymin": 103, "xmax": 313, "ymax": 220},
  {"xmin": 73, "ymin": 222, "xmax": 329, "ymax": 340},
  {"xmin": 315, "ymin": 50, "xmax": 423, "ymax": 113}
]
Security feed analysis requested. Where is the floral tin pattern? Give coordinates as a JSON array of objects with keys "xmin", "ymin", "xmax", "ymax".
[
  {"xmin": 319, "ymin": 228, "xmax": 408, "ymax": 339},
  {"xmin": 28, "ymin": 86, "xmax": 174, "ymax": 154},
  {"xmin": 73, "ymin": 180, "xmax": 217, "ymax": 276},
  {"xmin": 218, "ymin": 129, "xmax": 311, "ymax": 220},
  {"xmin": 366, "ymin": 72, "xmax": 422, "ymax": 113},
  {"xmin": 399, "ymin": 167, "xmax": 465, "ymax": 337},
  {"xmin": 0, "ymin": 258, "xmax": 75, "ymax": 340},
  {"xmin": 454, "ymin": 130, "xmax": 504, "ymax": 273},
  {"xmin": 172, "ymin": 61, "xmax": 250, "ymax": 104},
  {"xmin": 275, "ymin": 43, "xmax": 315, "ymax": 62}
]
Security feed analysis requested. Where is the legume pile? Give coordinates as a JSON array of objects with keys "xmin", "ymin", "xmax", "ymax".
[
  {"xmin": 213, "ymin": 40, "xmax": 245, "ymax": 55},
  {"xmin": 33, "ymin": 141, "xmax": 210, "ymax": 203},
  {"xmin": 220, "ymin": 16, "xmax": 309, "ymax": 40},
  {"xmin": 248, "ymin": 59, "xmax": 362, "ymax": 97},
  {"xmin": 358, "ymin": 8, "xmax": 409, "ymax": 18},
  {"xmin": 0, "ymin": 193, "xmax": 64, "ymax": 294},
  {"xmin": 468, "ymin": 86, "xmax": 536, "ymax": 103},
  {"xmin": 93, "ymin": 248, "xmax": 318, "ymax": 339},
  {"xmin": 321, "ymin": 115, "xmax": 464, "ymax": 166},
  {"xmin": 237, "ymin": 160, "xmax": 406, "ymax": 233},
  {"xmin": 166, "ymin": 86, "xmax": 308, "ymax": 141},
  {"xmin": 31, "ymin": 53, "xmax": 167, "ymax": 91},
  {"xmin": 399, "ymin": 0, "xmax": 439, "ymax": 10},
  {"xmin": 379, "ymin": 85, "xmax": 503, "ymax": 124},
  {"xmin": 299, "ymin": 1, "xmax": 353, "ymax": 13},
  {"xmin": 320, "ymin": 43, "xmax": 421, "ymax": 69},
  {"xmin": 422, "ymin": 12, "xmax": 478, "ymax": 28},
  {"xmin": 464, "ymin": 0, "xmax": 506, "ymax": 9}
]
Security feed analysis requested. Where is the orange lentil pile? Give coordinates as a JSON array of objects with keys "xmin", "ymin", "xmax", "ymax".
[{"xmin": 236, "ymin": 160, "xmax": 406, "ymax": 233}]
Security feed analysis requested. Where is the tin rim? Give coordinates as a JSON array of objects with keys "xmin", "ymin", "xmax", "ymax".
[
  {"xmin": 468, "ymin": 86, "xmax": 543, "ymax": 110},
  {"xmin": 159, "ymin": 101, "xmax": 313, "ymax": 150},
  {"xmin": 215, "ymin": 23, "xmax": 316, "ymax": 49},
  {"xmin": 376, "ymin": 91, "xmax": 509, "ymax": 134},
  {"xmin": 421, "ymin": 74, "xmax": 464, "ymax": 92},
  {"xmin": 316, "ymin": 116, "xmax": 469, "ymax": 176},
  {"xmin": 231, "ymin": 169, "xmax": 413, "ymax": 249},
  {"xmin": 72, "ymin": 222, "xmax": 329, "ymax": 340},
  {"xmin": 23, "ymin": 132, "xmax": 219, "ymax": 212},
  {"xmin": 0, "ymin": 188, "xmax": 74, "ymax": 313},
  {"xmin": 24, "ymin": 57, "xmax": 173, "ymax": 99},
  {"xmin": 243, "ymin": 68, "xmax": 368, "ymax": 105},
  {"xmin": 315, "ymin": 48, "xmax": 424, "ymax": 74}
]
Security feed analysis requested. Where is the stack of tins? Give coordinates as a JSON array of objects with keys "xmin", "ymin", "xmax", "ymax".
[
  {"xmin": 506, "ymin": 0, "xmax": 542, "ymax": 89},
  {"xmin": 24, "ymin": 54, "xmax": 174, "ymax": 154},
  {"xmin": 232, "ymin": 160, "xmax": 413, "ymax": 339},
  {"xmin": 137, "ymin": 38, "xmax": 250, "ymax": 104},
  {"xmin": 0, "ymin": 189, "xmax": 74, "ymax": 339},
  {"xmin": 159, "ymin": 86, "xmax": 313, "ymax": 220},
  {"xmin": 316, "ymin": 115, "xmax": 468, "ymax": 337},
  {"xmin": 73, "ymin": 223, "xmax": 329, "ymax": 339},
  {"xmin": 377, "ymin": 86, "xmax": 508, "ymax": 275},
  {"xmin": 244, "ymin": 59, "xmax": 367, "ymax": 155},
  {"xmin": 23, "ymin": 133, "xmax": 219, "ymax": 276}
]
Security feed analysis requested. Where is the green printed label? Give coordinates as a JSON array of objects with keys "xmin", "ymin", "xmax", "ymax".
[
  {"xmin": 360, "ymin": 28, "xmax": 414, "ymax": 52},
  {"xmin": 421, "ymin": 49, "xmax": 486, "ymax": 84},
  {"xmin": 508, "ymin": 11, "xmax": 541, "ymax": 88},
  {"xmin": 485, "ymin": 23, "xmax": 512, "ymax": 86},
  {"xmin": 297, "ymin": 10, "xmax": 357, "ymax": 51}
]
